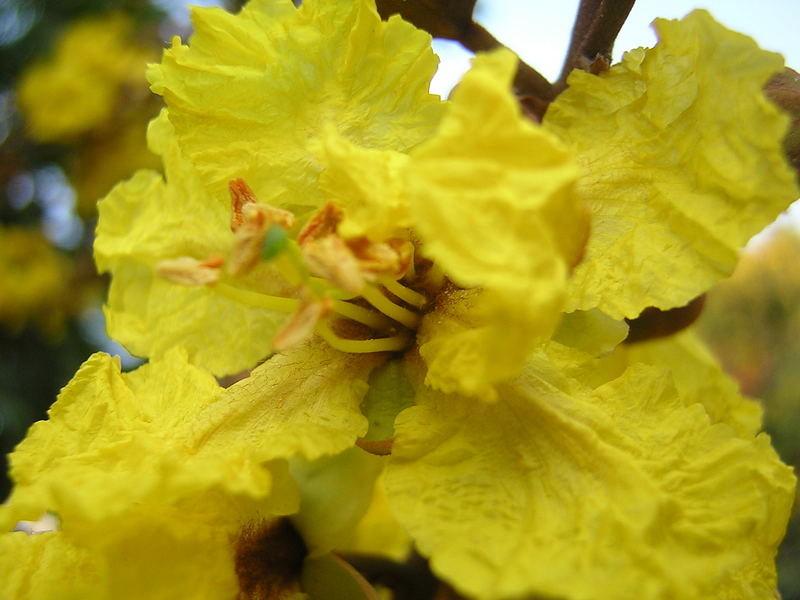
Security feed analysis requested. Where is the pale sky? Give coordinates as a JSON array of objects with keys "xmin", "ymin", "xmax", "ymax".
[{"xmin": 433, "ymin": 0, "xmax": 799, "ymax": 93}]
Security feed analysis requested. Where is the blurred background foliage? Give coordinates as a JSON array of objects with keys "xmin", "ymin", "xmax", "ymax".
[{"xmin": 0, "ymin": 0, "xmax": 797, "ymax": 598}]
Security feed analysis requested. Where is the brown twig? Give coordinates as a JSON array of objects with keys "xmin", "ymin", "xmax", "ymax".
[
  {"xmin": 764, "ymin": 68, "xmax": 800, "ymax": 179},
  {"xmin": 459, "ymin": 22, "xmax": 556, "ymax": 101},
  {"xmin": 556, "ymin": 0, "xmax": 636, "ymax": 91}
]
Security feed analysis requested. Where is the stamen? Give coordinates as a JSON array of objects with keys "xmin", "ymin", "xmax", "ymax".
[
  {"xmin": 422, "ymin": 261, "xmax": 445, "ymax": 292},
  {"xmin": 242, "ymin": 203, "xmax": 295, "ymax": 231},
  {"xmin": 157, "ymin": 256, "xmax": 222, "ymax": 286},
  {"xmin": 316, "ymin": 320, "xmax": 411, "ymax": 353},
  {"xmin": 403, "ymin": 245, "xmax": 417, "ymax": 281},
  {"xmin": 228, "ymin": 178, "xmax": 296, "ymax": 276},
  {"xmin": 361, "ymin": 285, "xmax": 420, "ymax": 329},
  {"xmin": 302, "ymin": 235, "xmax": 365, "ymax": 295},
  {"xmin": 229, "ymin": 178, "xmax": 296, "ymax": 233},
  {"xmin": 379, "ymin": 277, "xmax": 427, "ymax": 308},
  {"xmin": 298, "ymin": 202, "xmax": 342, "ymax": 245},
  {"xmin": 229, "ymin": 178, "xmax": 258, "ymax": 231},
  {"xmin": 272, "ymin": 295, "xmax": 333, "ymax": 352},
  {"xmin": 221, "ymin": 195, "xmax": 428, "ymax": 355},
  {"xmin": 228, "ymin": 225, "xmax": 268, "ymax": 277},
  {"xmin": 215, "ymin": 283, "xmax": 299, "ymax": 313},
  {"xmin": 331, "ymin": 300, "xmax": 394, "ymax": 330}
]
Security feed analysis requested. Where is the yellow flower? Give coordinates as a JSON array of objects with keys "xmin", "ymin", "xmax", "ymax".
[
  {"xmin": 1, "ymin": 341, "xmax": 384, "ymax": 597},
  {"xmin": 544, "ymin": 10, "xmax": 797, "ymax": 320},
  {"xmin": 98, "ymin": 0, "xmax": 586, "ymax": 398},
  {"xmin": 0, "ymin": 226, "xmax": 73, "ymax": 335},
  {"xmin": 17, "ymin": 13, "xmax": 156, "ymax": 143},
  {"xmin": 88, "ymin": 2, "xmax": 797, "ymax": 599},
  {"xmin": 386, "ymin": 336, "xmax": 795, "ymax": 600}
]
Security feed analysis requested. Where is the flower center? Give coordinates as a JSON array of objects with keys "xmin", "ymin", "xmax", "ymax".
[{"xmin": 157, "ymin": 179, "xmax": 438, "ymax": 355}]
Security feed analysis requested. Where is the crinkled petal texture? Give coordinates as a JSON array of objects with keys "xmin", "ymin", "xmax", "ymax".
[
  {"xmin": 544, "ymin": 10, "xmax": 799, "ymax": 319},
  {"xmin": 385, "ymin": 345, "xmax": 796, "ymax": 600},
  {"xmin": 148, "ymin": 0, "xmax": 444, "ymax": 216},
  {"xmin": 314, "ymin": 126, "xmax": 412, "ymax": 241},
  {"xmin": 409, "ymin": 51, "xmax": 587, "ymax": 400},
  {"xmin": 0, "ymin": 532, "xmax": 105, "ymax": 600},
  {"xmin": 95, "ymin": 114, "xmax": 292, "ymax": 375},
  {"xmin": 1, "ymin": 341, "xmax": 380, "ymax": 597},
  {"xmin": 623, "ymin": 330, "xmax": 764, "ymax": 437}
]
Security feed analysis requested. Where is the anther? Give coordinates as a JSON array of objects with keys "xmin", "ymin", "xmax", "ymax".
[
  {"xmin": 227, "ymin": 179, "xmax": 295, "ymax": 277},
  {"xmin": 156, "ymin": 255, "xmax": 223, "ymax": 286},
  {"xmin": 301, "ymin": 235, "xmax": 366, "ymax": 295},
  {"xmin": 272, "ymin": 293, "xmax": 333, "ymax": 352}
]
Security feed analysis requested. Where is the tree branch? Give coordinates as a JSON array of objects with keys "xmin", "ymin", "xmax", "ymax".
[
  {"xmin": 557, "ymin": 0, "xmax": 636, "ymax": 90},
  {"xmin": 459, "ymin": 22, "xmax": 556, "ymax": 101}
]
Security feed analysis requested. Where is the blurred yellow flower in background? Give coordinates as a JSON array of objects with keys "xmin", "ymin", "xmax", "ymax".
[
  {"xmin": 0, "ymin": 226, "xmax": 74, "ymax": 336},
  {"xmin": 16, "ymin": 13, "xmax": 156, "ymax": 144}
]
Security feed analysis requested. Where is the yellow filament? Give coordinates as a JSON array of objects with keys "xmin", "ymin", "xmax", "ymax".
[
  {"xmin": 214, "ymin": 283, "xmax": 299, "ymax": 312},
  {"xmin": 361, "ymin": 285, "xmax": 421, "ymax": 329},
  {"xmin": 331, "ymin": 300, "xmax": 394, "ymax": 330},
  {"xmin": 424, "ymin": 261, "xmax": 445, "ymax": 291},
  {"xmin": 217, "ymin": 283, "xmax": 394, "ymax": 331},
  {"xmin": 316, "ymin": 321, "xmax": 411, "ymax": 353},
  {"xmin": 379, "ymin": 277, "xmax": 427, "ymax": 308},
  {"xmin": 403, "ymin": 245, "xmax": 417, "ymax": 281}
]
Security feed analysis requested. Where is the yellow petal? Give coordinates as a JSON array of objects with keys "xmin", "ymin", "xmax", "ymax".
[
  {"xmin": 410, "ymin": 49, "xmax": 585, "ymax": 292},
  {"xmin": 622, "ymin": 330, "xmax": 763, "ymax": 437},
  {"xmin": 409, "ymin": 50, "xmax": 587, "ymax": 398},
  {"xmin": 3, "ymin": 336, "xmax": 383, "ymax": 597},
  {"xmin": 417, "ymin": 288, "xmax": 539, "ymax": 401},
  {"xmin": 552, "ymin": 308, "xmax": 629, "ymax": 357},
  {"xmin": 100, "ymin": 261, "xmax": 288, "ymax": 376},
  {"xmin": 0, "ymin": 521, "xmax": 261, "ymax": 599},
  {"xmin": 337, "ymin": 473, "xmax": 411, "ymax": 562},
  {"xmin": 148, "ymin": 0, "xmax": 444, "ymax": 215},
  {"xmin": 95, "ymin": 113, "xmax": 292, "ymax": 375},
  {"xmin": 194, "ymin": 338, "xmax": 384, "ymax": 462},
  {"xmin": 3, "ymin": 351, "xmax": 283, "ymax": 529},
  {"xmin": 95, "ymin": 114, "xmax": 230, "ymax": 263},
  {"xmin": 545, "ymin": 10, "xmax": 798, "ymax": 319},
  {"xmin": 314, "ymin": 126, "xmax": 411, "ymax": 241},
  {"xmin": 386, "ymin": 350, "xmax": 795, "ymax": 600},
  {"xmin": 0, "ymin": 531, "xmax": 105, "ymax": 600}
]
